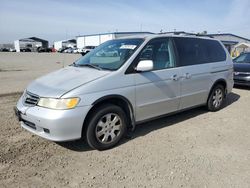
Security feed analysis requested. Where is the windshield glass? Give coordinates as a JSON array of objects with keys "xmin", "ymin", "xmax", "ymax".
[
  {"xmin": 75, "ymin": 39, "xmax": 144, "ymax": 70},
  {"xmin": 234, "ymin": 53, "xmax": 250, "ymax": 63}
]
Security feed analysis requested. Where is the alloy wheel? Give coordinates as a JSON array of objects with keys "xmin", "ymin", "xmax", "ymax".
[
  {"xmin": 95, "ymin": 113, "xmax": 122, "ymax": 144},
  {"xmin": 212, "ymin": 88, "xmax": 223, "ymax": 108}
]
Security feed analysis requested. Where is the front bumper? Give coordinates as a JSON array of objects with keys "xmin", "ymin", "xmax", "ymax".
[
  {"xmin": 15, "ymin": 97, "xmax": 91, "ymax": 141},
  {"xmin": 233, "ymin": 74, "xmax": 250, "ymax": 87},
  {"xmin": 234, "ymin": 79, "xmax": 250, "ymax": 86}
]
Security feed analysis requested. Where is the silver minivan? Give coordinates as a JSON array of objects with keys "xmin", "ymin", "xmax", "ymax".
[{"xmin": 15, "ymin": 34, "xmax": 234, "ymax": 150}]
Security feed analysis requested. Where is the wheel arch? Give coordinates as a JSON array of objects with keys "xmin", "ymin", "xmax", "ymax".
[
  {"xmin": 208, "ymin": 78, "xmax": 227, "ymax": 102},
  {"xmin": 82, "ymin": 95, "xmax": 135, "ymax": 137}
]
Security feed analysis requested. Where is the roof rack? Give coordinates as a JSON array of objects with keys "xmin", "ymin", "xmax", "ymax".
[{"xmin": 158, "ymin": 31, "xmax": 213, "ymax": 38}]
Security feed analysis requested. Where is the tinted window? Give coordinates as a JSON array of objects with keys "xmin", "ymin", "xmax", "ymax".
[
  {"xmin": 234, "ymin": 53, "xmax": 250, "ymax": 63},
  {"xmin": 174, "ymin": 37, "xmax": 226, "ymax": 66},
  {"xmin": 139, "ymin": 38, "xmax": 176, "ymax": 70}
]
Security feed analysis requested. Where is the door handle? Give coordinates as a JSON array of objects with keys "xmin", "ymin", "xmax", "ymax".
[
  {"xmin": 171, "ymin": 74, "xmax": 179, "ymax": 81},
  {"xmin": 184, "ymin": 73, "xmax": 192, "ymax": 79}
]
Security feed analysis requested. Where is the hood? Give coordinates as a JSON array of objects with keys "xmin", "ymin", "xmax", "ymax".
[
  {"xmin": 27, "ymin": 66, "xmax": 110, "ymax": 98},
  {"xmin": 233, "ymin": 63, "xmax": 250, "ymax": 73}
]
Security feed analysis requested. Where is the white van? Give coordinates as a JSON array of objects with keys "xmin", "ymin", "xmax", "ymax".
[{"xmin": 15, "ymin": 34, "xmax": 234, "ymax": 150}]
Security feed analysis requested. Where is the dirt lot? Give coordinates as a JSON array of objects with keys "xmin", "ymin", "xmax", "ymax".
[
  {"xmin": 0, "ymin": 52, "xmax": 250, "ymax": 188},
  {"xmin": 0, "ymin": 52, "xmax": 81, "ymax": 96}
]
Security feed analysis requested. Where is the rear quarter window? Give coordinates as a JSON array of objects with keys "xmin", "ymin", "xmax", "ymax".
[{"xmin": 173, "ymin": 37, "xmax": 226, "ymax": 66}]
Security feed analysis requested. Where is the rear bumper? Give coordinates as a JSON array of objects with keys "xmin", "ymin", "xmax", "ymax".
[{"xmin": 15, "ymin": 97, "xmax": 91, "ymax": 141}]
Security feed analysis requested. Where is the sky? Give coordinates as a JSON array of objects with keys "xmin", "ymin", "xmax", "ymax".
[{"xmin": 0, "ymin": 0, "xmax": 250, "ymax": 44}]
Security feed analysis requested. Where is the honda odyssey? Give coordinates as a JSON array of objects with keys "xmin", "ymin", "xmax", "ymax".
[{"xmin": 15, "ymin": 34, "xmax": 234, "ymax": 150}]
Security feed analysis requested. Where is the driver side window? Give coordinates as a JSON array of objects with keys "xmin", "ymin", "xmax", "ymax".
[{"xmin": 139, "ymin": 38, "xmax": 176, "ymax": 70}]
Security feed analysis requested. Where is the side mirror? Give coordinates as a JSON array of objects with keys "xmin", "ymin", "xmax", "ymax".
[{"xmin": 136, "ymin": 60, "xmax": 153, "ymax": 72}]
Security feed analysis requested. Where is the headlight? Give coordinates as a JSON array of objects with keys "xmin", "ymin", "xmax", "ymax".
[{"xmin": 37, "ymin": 97, "xmax": 80, "ymax": 110}]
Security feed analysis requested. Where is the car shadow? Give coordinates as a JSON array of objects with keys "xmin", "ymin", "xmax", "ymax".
[
  {"xmin": 223, "ymin": 92, "xmax": 241, "ymax": 107},
  {"xmin": 56, "ymin": 139, "xmax": 92, "ymax": 152},
  {"xmin": 126, "ymin": 92, "xmax": 240, "ymax": 141},
  {"xmin": 56, "ymin": 92, "xmax": 240, "ymax": 152}
]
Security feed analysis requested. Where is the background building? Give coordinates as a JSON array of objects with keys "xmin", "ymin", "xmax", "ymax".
[
  {"xmin": 14, "ymin": 37, "xmax": 48, "ymax": 52},
  {"xmin": 0, "ymin": 43, "xmax": 14, "ymax": 49},
  {"xmin": 54, "ymin": 39, "xmax": 76, "ymax": 50},
  {"xmin": 9, "ymin": 32, "xmax": 250, "ymax": 55},
  {"xmin": 208, "ymin": 33, "xmax": 250, "ymax": 55},
  {"xmin": 76, "ymin": 32, "xmax": 153, "ymax": 49}
]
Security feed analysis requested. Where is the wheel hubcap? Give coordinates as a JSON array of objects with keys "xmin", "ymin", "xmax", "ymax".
[
  {"xmin": 95, "ymin": 113, "xmax": 122, "ymax": 144},
  {"xmin": 212, "ymin": 88, "xmax": 223, "ymax": 108}
]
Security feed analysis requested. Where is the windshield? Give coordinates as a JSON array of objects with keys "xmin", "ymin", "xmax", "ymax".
[
  {"xmin": 74, "ymin": 39, "xmax": 144, "ymax": 70},
  {"xmin": 234, "ymin": 53, "xmax": 250, "ymax": 63}
]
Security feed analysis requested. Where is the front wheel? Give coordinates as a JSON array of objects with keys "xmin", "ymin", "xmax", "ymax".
[
  {"xmin": 207, "ymin": 84, "xmax": 225, "ymax": 111},
  {"xmin": 85, "ymin": 104, "xmax": 127, "ymax": 150}
]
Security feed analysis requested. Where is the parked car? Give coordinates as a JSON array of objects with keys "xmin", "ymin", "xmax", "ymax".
[
  {"xmin": 96, "ymin": 49, "xmax": 119, "ymax": 57},
  {"xmin": 51, "ymin": 48, "xmax": 56, "ymax": 52},
  {"xmin": 58, "ymin": 47, "xmax": 72, "ymax": 53},
  {"xmin": 0, "ymin": 48, "xmax": 10, "ymax": 52},
  {"xmin": 37, "ymin": 47, "xmax": 52, "ymax": 53},
  {"xmin": 77, "ymin": 48, "xmax": 84, "ymax": 53},
  {"xmin": 73, "ymin": 48, "xmax": 79, "ymax": 53},
  {"xmin": 64, "ymin": 47, "xmax": 74, "ymax": 53},
  {"xmin": 233, "ymin": 52, "xmax": 250, "ymax": 86},
  {"xmin": 9, "ymin": 48, "xmax": 16, "ymax": 52},
  {"xmin": 81, "ymin": 46, "xmax": 96, "ymax": 56},
  {"xmin": 20, "ymin": 48, "xmax": 31, "ymax": 52},
  {"xmin": 15, "ymin": 35, "xmax": 233, "ymax": 150},
  {"xmin": 57, "ymin": 47, "xmax": 67, "ymax": 53}
]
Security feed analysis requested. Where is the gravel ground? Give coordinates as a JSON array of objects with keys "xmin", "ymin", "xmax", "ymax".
[
  {"xmin": 0, "ymin": 52, "xmax": 250, "ymax": 188},
  {"xmin": 0, "ymin": 52, "xmax": 80, "ymax": 96}
]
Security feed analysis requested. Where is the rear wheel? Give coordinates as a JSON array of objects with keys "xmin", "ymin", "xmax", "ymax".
[
  {"xmin": 207, "ymin": 84, "xmax": 225, "ymax": 111},
  {"xmin": 85, "ymin": 104, "xmax": 127, "ymax": 150}
]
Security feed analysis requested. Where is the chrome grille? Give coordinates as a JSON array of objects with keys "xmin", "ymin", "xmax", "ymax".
[
  {"xmin": 23, "ymin": 91, "xmax": 39, "ymax": 106},
  {"xmin": 234, "ymin": 72, "xmax": 250, "ymax": 76}
]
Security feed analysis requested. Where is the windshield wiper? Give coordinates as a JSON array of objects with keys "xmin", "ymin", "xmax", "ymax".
[
  {"xmin": 101, "ymin": 67, "xmax": 115, "ymax": 71},
  {"xmin": 77, "ymin": 64, "xmax": 102, "ymax": 70}
]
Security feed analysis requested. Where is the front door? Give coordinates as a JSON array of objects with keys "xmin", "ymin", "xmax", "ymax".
[{"xmin": 134, "ymin": 37, "xmax": 181, "ymax": 122}]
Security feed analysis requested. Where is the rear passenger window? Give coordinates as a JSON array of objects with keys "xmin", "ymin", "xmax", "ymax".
[
  {"xmin": 139, "ymin": 38, "xmax": 176, "ymax": 70},
  {"xmin": 205, "ymin": 40, "xmax": 227, "ymax": 62},
  {"xmin": 173, "ymin": 37, "xmax": 226, "ymax": 66}
]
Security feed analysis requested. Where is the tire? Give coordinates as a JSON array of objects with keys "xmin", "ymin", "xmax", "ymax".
[
  {"xmin": 85, "ymin": 104, "xmax": 127, "ymax": 150},
  {"xmin": 207, "ymin": 84, "xmax": 225, "ymax": 112}
]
